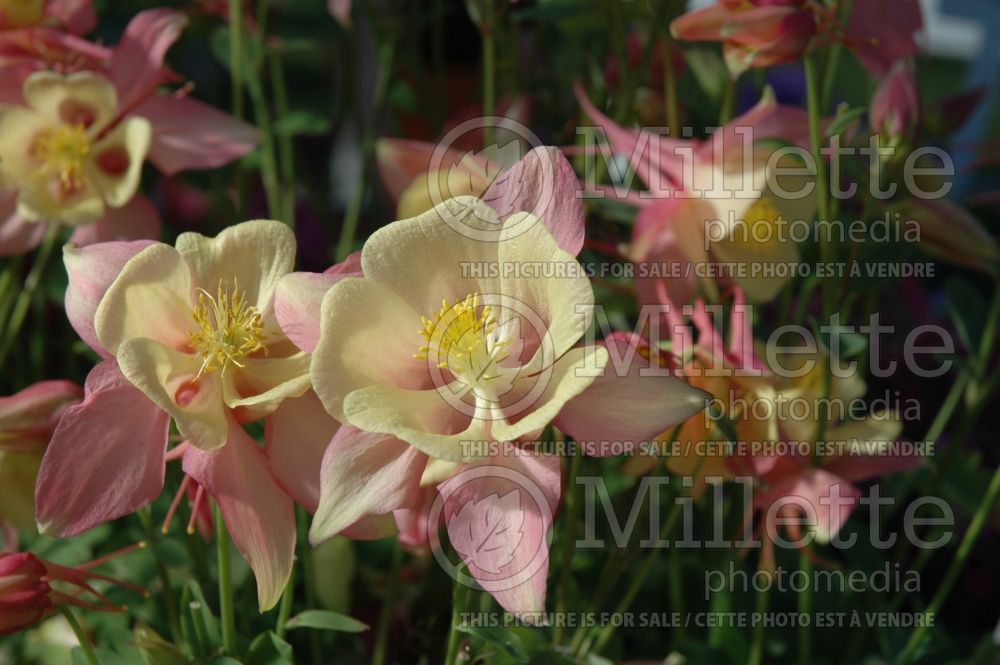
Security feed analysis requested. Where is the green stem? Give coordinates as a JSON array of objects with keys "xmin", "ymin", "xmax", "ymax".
[
  {"xmin": 798, "ymin": 552, "xmax": 812, "ymax": 665},
  {"xmin": 296, "ymin": 507, "xmax": 322, "ymax": 665},
  {"xmin": 275, "ymin": 559, "xmax": 295, "ymax": 639},
  {"xmin": 137, "ymin": 508, "xmax": 183, "ymax": 646},
  {"xmin": 661, "ymin": 28, "xmax": 680, "ymax": 132},
  {"xmin": 246, "ymin": 67, "xmax": 282, "ymax": 220},
  {"xmin": 269, "ymin": 46, "xmax": 297, "ymax": 226},
  {"xmin": 719, "ymin": 76, "xmax": 737, "ymax": 125},
  {"xmin": 0, "ymin": 226, "xmax": 59, "ymax": 369},
  {"xmin": 229, "ymin": 0, "xmax": 244, "ymax": 120},
  {"xmin": 583, "ymin": 456, "xmax": 702, "ymax": 657},
  {"xmin": 373, "ymin": 538, "xmax": 403, "ymax": 665},
  {"xmin": 0, "ymin": 255, "xmax": 24, "ymax": 333},
  {"xmin": 554, "ymin": 433, "xmax": 579, "ymax": 646},
  {"xmin": 443, "ymin": 571, "xmax": 471, "ymax": 665},
  {"xmin": 748, "ymin": 574, "xmax": 771, "ymax": 665},
  {"xmin": 894, "ymin": 463, "xmax": 1000, "ymax": 665},
  {"xmin": 481, "ymin": 0, "xmax": 496, "ymax": 149},
  {"xmin": 215, "ymin": 505, "xmax": 237, "ymax": 656},
  {"xmin": 820, "ymin": 0, "xmax": 854, "ymax": 108},
  {"xmin": 60, "ymin": 606, "xmax": 103, "ymax": 665},
  {"xmin": 804, "ymin": 54, "xmax": 833, "ymax": 317},
  {"xmin": 336, "ymin": 36, "xmax": 395, "ymax": 261}
]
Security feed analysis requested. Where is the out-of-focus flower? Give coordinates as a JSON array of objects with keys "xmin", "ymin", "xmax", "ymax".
[
  {"xmin": 0, "ymin": 381, "xmax": 82, "ymax": 532},
  {"xmin": 0, "ymin": 547, "xmax": 142, "ymax": 636},
  {"xmin": 35, "ymin": 221, "xmax": 330, "ymax": 610},
  {"xmin": 0, "ymin": 0, "xmax": 94, "ymax": 34},
  {"xmin": 671, "ymin": 0, "xmax": 825, "ymax": 76},
  {"xmin": 846, "ymin": 0, "xmax": 922, "ymax": 77},
  {"xmin": 0, "ymin": 71, "xmax": 151, "ymax": 224},
  {"xmin": 871, "ymin": 62, "xmax": 919, "ymax": 147},
  {"xmin": 328, "ymin": 0, "xmax": 351, "ymax": 27},
  {"xmin": 0, "ymin": 9, "xmax": 258, "ymax": 256},
  {"xmin": 577, "ymin": 85, "xmax": 816, "ymax": 304},
  {"xmin": 890, "ymin": 198, "xmax": 999, "ymax": 275},
  {"xmin": 296, "ymin": 147, "xmax": 708, "ymax": 615}
]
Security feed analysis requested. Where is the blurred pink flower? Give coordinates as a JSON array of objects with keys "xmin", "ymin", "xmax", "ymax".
[
  {"xmin": 0, "ymin": 9, "xmax": 258, "ymax": 256},
  {"xmin": 671, "ymin": 0, "xmax": 826, "ymax": 76},
  {"xmin": 846, "ymin": 0, "xmax": 922, "ymax": 77},
  {"xmin": 871, "ymin": 62, "xmax": 919, "ymax": 144}
]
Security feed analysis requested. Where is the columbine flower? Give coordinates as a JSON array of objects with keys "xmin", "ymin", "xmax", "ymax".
[
  {"xmin": 287, "ymin": 147, "xmax": 708, "ymax": 615},
  {"xmin": 0, "ymin": 545, "xmax": 144, "ymax": 636},
  {"xmin": 671, "ymin": 0, "xmax": 823, "ymax": 76},
  {"xmin": 0, "ymin": 71, "xmax": 151, "ymax": 225},
  {"xmin": 577, "ymin": 85, "xmax": 816, "ymax": 304},
  {"xmin": 871, "ymin": 63, "xmax": 919, "ymax": 148},
  {"xmin": 0, "ymin": 9, "xmax": 258, "ymax": 256},
  {"xmin": 0, "ymin": 0, "xmax": 94, "ymax": 33},
  {"xmin": 0, "ymin": 380, "xmax": 81, "ymax": 532},
  {"xmin": 35, "ymin": 221, "xmax": 319, "ymax": 610}
]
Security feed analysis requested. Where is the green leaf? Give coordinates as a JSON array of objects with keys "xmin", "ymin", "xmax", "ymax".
[
  {"xmin": 285, "ymin": 610, "xmax": 369, "ymax": 633},
  {"xmin": 826, "ymin": 104, "xmax": 866, "ymax": 138},
  {"xmin": 945, "ymin": 277, "xmax": 986, "ymax": 356},
  {"xmin": 456, "ymin": 624, "xmax": 529, "ymax": 663},
  {"xmin": 273, "ymin": 111, "xmax": 331, "ymax": 137},
  {"xmin": 245, "ymin": 632, "xmax": 294, "ymax": 665}
]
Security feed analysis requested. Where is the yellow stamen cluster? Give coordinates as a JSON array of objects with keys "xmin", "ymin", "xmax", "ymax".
[
  {"xmin": 32, "ymin": 123, "xmax": 91, "ymax": 193},
  {"xmin": 189, "ymin": 279, "xmax": 266, "ymax": 377},
  {"xmin": 415, "ymin": 293, "xmax": 508, "ymax": 379}
]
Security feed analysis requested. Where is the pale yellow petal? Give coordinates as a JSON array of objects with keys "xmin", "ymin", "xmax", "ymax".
[
  {"xmin": 94, "ymin": 243, "xmax": 195, "ymax": 355},
  {"xmin": 117, "ymin": 337, "xmax": 229, "ymax": 450},
  {"xmin": 23, "ymin": 71, "xmax": 118, "ymax": 131},
  {"xmin": 176, "ymin": 219, "xmax": 295, "ymax": 317},
  {"xmin": 88, "ymin": 116, "xmax": 151, "ymax": 208}
]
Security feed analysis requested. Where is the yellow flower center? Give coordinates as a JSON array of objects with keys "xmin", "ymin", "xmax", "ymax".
[
  {"xmin": 32, "ymin": 124, "xmax": 91, "ymax": 194},
  {"xmin": 415, "ymin": 293, "xmax": 509, "ymax": 382},
  {"xmin": 189, "ymin": 280, "xmax": 266, "ymax": 377}
]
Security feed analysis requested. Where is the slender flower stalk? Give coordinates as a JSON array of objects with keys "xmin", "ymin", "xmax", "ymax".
[
  {"xmin": 215, "ymin": 504, "xmax": 237, "ymax": 655},
  {"xmin": 443, "ymin": 568, "xmax": 471, "ymax": 665},
  {"xmin": 0, "ymin": 226, "xmax": 60, "ymax": 368},
  {"xmin": 798, "ymin": 552, "xmax": 813, "ymax": 665},
  {"xmin": 803, "ymin": 53, "xmax": 833, "ymax": 316},
  {"xmin": 372, "ymin": 539, "xmax": 403, "ymax": 665},
  {"xmin": 275, "ymin": 562, "xmax": 295, "ymax": 639},
  {"xmin": 336, "ymin": 35, "xmax": 395, "ymax": 261},
  {"xmin": 60, "ymin": 606, "xmax": 103, "ymax": 665},
  {"xmin": 895, "ymin": 463, "xmax": 1000, "ymax": 665},
  {"xmin": 481, "ymin": 0, "xmax": 496, "ymax": 148}
]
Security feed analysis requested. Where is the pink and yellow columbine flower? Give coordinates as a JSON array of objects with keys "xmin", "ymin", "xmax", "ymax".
[
  {"xmin": 281, "ymin": 147, "xmax": 708, "ymax": 615},
  {"xmin": 671, "ymin": 0, "xmax": 822, "ymax": 76},
  {"xmin": 0, "ymin": 0, "xmax": 94, "ymax": 33},
  {"xmin": 0, "ymin": 71, "xmax": 150, "ymax": 225},
  {"xmin": 577, "ymin": 85, "xmax": 816, "ymax": 304},
  {"xmin": 35, "ymin": 221, "xmax": 319, "ymax": 610},
  {"xmin": 0, "ymin": 9, "xmax": 258, "ymax": 256}
]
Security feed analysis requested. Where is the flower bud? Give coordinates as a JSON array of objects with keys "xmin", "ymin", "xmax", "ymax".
[
  {"xmin": 0, "ymin": 381, "xmax": 82, "ymax": 454},
  {"xmin": 0, "ymin": 552, "xmax": 51, "ymax": 636},
  {"xmin": 871, "ymin": 63, "xmax": 919, "ymax": 144}
]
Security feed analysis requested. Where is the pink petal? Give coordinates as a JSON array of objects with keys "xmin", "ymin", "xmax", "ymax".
[
  {"xmin": 109, "ymin": 9, "xmax": 187, "ymax": 112},
  {"xmin": 394, "ymin": 486, "xmax": 439, "ymax": 550},
  {"xmin": 575, "ymin": 84, "xmax": 689, "ymax": 191},
  {"xmin": 274, "ymin": 255, "xmax": 363, "ymax": 352},
  {"xmin": 700, "ymin": 89, "xmax": 813, "ymax": 163},
  {"xmin": 46, "ymin": 0, "xmax": 97, "ymax": 35},
  {"xmin": 825, "ymin": 452, "xmax": 922, "ymax": 484},
  {"xmin": 0, "ymin": 202, "xmax": 47, "ymax": 257},
  {"xmin": 847, "ymin": 0, "xmax": 922, "ymax": 77},
  {"xmin": 374, "ymin": 138, "xmax": 491, "ymax": 205},
  {"xmin": 63, "ymin": 238, "xmax": 154, "ymax": 358},
  {"xmin": 67, "ymin": 195, "xmax": 161, "ymax": 247},
  {"xmin": 135, "ymin": 95, "xmax": 259, "ymax": 175},
  {"xmin": 274, "ymin": 273, "xmax": 339, "ymax": 353},
  {"xmin": 183, "ymin": 417, "xmax": 295, "ymax": 611},
  {"xmin": 35, "ymin": 361, "xmax": 170, "ymax": 537},
  {"xmin": 670, "ymin": 4, "xmax": 731, "ymax": 41},
  {"xmin": 756, "ymin": 469, "xmax": 861, "ymax": 543},
  {"xmin": 264, "ymin": 391, "xmax": 340, "ymax": 512},
  {"xmin": 440, "ymin": 443, "xmax": 560, "ymax": 617},
  {"xmin": 309, "ymin": 427, "xmax": 428, "ymax": 545},
  {"xmin": 554, "ymin": 338, "xmax": 709, "ymax": 453},
  {"xmin": 0, "ymin": 380, "xmax": 83, "ymax": 453},
  {"xmin": 340, "ymin": 514, "xmax": 397, "ymax": 540},
  {"xmin": 483, "ymin": 146, "xmax": 585, "ymax": 256}
]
